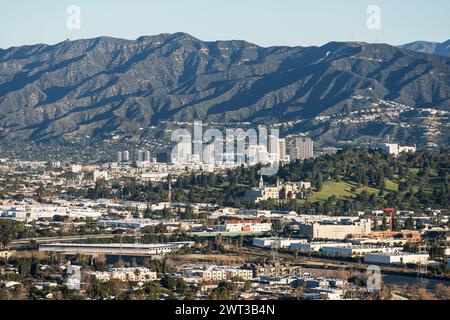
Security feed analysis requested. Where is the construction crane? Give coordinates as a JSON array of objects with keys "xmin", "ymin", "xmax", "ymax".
[
  {"xmin": 351, "ymin": 207, "xmax": 421, "ymax": 241},
  {"xmin": 382, "ymin": 208, "xmax": 395, "ymax": 233}
]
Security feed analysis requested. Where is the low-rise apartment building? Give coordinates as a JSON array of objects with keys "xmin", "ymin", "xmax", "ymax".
[
  {"xmin": 199, "ymin": 267, "xmax": 253, "ymax": 282},
  {"xmin": 91, "ymin": 267, "xmax": 157, "ymax": 282}
]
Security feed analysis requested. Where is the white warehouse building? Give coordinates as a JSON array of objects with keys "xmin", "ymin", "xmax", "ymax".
[
  {"xmin": 364, "ymin": 253, "xmax": 429, "ymax": 265},
  {"xmin": 253, "ymin": 237, "xmax": 308, "ymax": 249},
  {"xmin": 290, "ymin": 242, "xmax": 349, "ymax": 253},
  {"xmin": 321, "ymin": 245, "xmax": 402, "ymax": 258}
]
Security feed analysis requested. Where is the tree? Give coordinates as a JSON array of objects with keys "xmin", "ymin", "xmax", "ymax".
[
  {"xmin": 176, "ymin": 278, "xmax": 187, "ymax": 293},
  {"xmin": 144, "ymin": 206, "xmax": 153, "ymax": 219},
  {"xmin": 181, "ymin": 205, "xmax": 194, "ymax": 220},
  {"xmin": 133, "ymin": 208, "xmax": 141, "ymax": 219},
  {"xmin": 404, "ymin": 216, "xmax": 415, "ymax": 230},
  {"xmin": 238, "ymin": 235, "xmax": 244, "ymax": 249},
  {"xmin": 416, "ymin": 219, "xmax": 426, "ymax": 230},
  {"xmin": 0, "ymin": 220, "xmax": 13, "ymax": 248},
  {"xmin": 87, "ymin": 279, "xmax": 123, "ymax": 300},
  {"xmin": 392, "ymin": 216, "xmax": 402, "ymax": 232},
  {"xmin": 314, "ymin": 173, "xmax": 323, "ymax": 192},
  {"xmin": 144, "ymin": 283, "xmax": 161, "ymax": 300},
  {"xmin": 381, "ymin": 216, "xmax": 388, "ymax": 231},
  {"xmin": 18, "ymin": 257, "xmax": 32, "ymax": 276},
  {"xmin": 160, "ymin": 275, "xmax": 176, "ymax": 290}
]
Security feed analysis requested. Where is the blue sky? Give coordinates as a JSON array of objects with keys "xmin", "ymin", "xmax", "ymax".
[{"xmin": 1, "ymin": 0, "xmax": 449, "ymax": 49}]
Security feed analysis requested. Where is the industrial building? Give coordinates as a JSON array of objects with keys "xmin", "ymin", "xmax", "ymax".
[
  {"xmin": 299, "ymin": 219, "xmax": 371, "ymax": 240},
  {"xmin": 0, "ymin": 204, "xmax": 104, "ymax": 220},
  {"xmin": 253, "ymin": 237, "xmax": 307, "ymax": 249},
  {"xmin": 321, "ymin": 245, "xmax": 402, "ymax": 258},
  {"xmin": 216, "ymin": 220, "xmax": 272, "ymax": 233},
  {"xmin": 98, "ymin": 219, "xmax": 160, "ymax": 229},
  {"xmin": 289, "ymin": 242, "xmax": 349, "ymax": 253},
  {"xmin": 364, "ymin": 252, "xmax": 429, "ymax": 265}
]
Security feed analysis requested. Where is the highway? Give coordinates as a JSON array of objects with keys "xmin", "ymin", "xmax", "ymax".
[{"xmin": 234, "ymin": 246, "xmax": 450, "ymax": 283}]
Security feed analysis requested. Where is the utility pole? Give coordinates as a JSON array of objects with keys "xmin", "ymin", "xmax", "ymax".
[
  {"xmin": 270, "ymin": 241, "xmax": 281, "ymax": 277},
  {"xmin": 168, "ymin": 175, "xmax": 172, "ymax": 214},
  {"xmin": 417, "ymin": 244, "xmax": 428, "ymax": 278}
]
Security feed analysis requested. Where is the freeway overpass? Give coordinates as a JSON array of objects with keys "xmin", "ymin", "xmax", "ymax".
[
  {"xmin": 38, "ymin": 242, "xmax": 195, "ymax": 257},
  {"xmin": 9, "ymin": 234, "xmax": 119, "ymax": 248}
]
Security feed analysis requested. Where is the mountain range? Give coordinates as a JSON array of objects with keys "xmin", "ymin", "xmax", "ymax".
[
  {"xmin": 400, "ymin": 39, "xmax": 450, "ymax": 57},
  {"xmin": 0, "ymin": 33, "xmax": 449, "ymax": 143}
]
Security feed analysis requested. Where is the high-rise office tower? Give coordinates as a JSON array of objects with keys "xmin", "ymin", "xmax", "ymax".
[
  {"xmin": 293, "ymin": 137, "xmax": 314, "ymax": 161},
  {"xmin": 202, "ymin": 144, "xmax": 215, "ymax": 164},
  {"xmin": 137, "ymin": 150, "xmax": 150, "ymax": 162},
  {"xmin": 171, "ymin": 135, "xmax": 192, "ymax": 164},
  {"xmin": 122, "ymin": 151, "xmax": 130, "ymax": 162},
  {"xmin": 117, "ymin": 151, "xmax": 123, "ymax": 163},
  {"xmin": 278, "ymin": 138, "xmax": 287, "ymax": 161},
  {"xmin": 137, "ymin": 150, "xmax": 145, "ymax": 162},
  {"xmin": 267, "ymin": 135, "xmax": 279, "ymax": 155}
]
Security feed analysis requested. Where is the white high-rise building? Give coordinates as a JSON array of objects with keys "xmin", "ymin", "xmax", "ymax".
[
  {"xmin": 137, "ymin": 150, "xmax": 144, "ymax": 162},
  {"xmin": 267, "ymin": 135, "xmax": 288, "ymax": 163},
  {"xmin": 279, "ymin": 138, "xmax": 287, "ymax": 162},
  {"xmin": 247, "ymin": 145, "xmax": 268, "ymax": 166},
  {"xmin": 137, "ymin": 150, "xmax": 151, "ymax": 162},
  {"xmin": 267, "ymin": 135, "xmax": 279, "ymax": 155},
  {"xmin": 122, "ymin": 151, "xmax": 130, "ymax": 162},
  {"xmin": 172, "ymin": 136, "xmax": 192, "ymax": 164},
  {"xmin": 292, "ymin": 137, "xmax": 314, "ymax": 161},
  {"xmin": 203, "ymin": 144, "xmax": 216, "ymax": 164},
  {"xmin": 117, "ymin": 151, "xmax": 123, "ymax": 163}
]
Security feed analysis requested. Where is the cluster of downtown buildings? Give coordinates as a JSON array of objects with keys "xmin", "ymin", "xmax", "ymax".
[{"xmin": 115, "ymin": 135, "xmax": 315, "ymax": 168}]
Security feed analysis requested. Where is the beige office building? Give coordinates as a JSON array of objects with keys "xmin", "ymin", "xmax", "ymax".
[
  {"xmin": 299, "ymin": 219, "xmax": 372, "ymax": 240},
  {"xmin": 292, "ymin": 137, "xmax": 314, "ymax": 161}
]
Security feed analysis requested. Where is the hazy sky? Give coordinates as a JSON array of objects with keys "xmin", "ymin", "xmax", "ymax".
[{"xmin": 1, "ymin": 0, "xmax": 449, "ymax": 49}]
